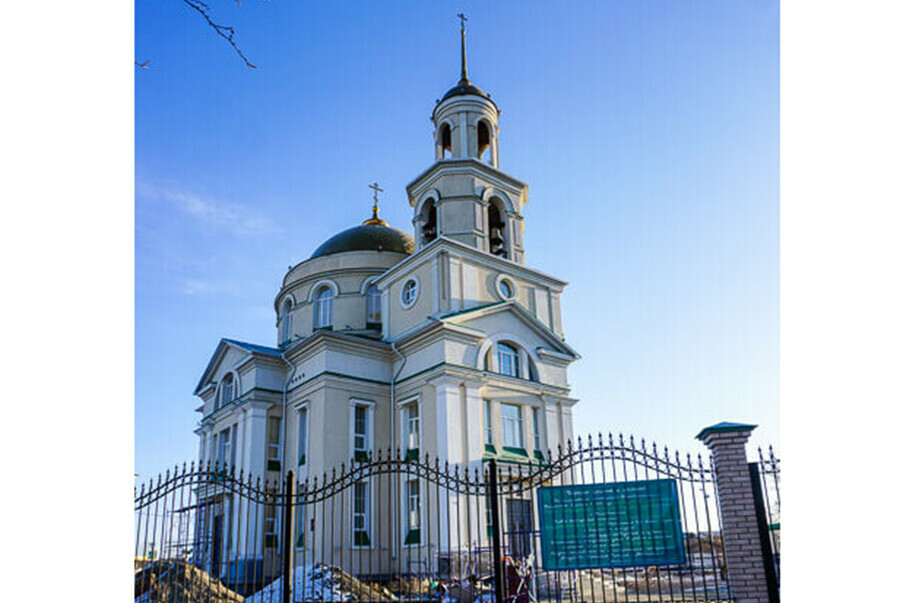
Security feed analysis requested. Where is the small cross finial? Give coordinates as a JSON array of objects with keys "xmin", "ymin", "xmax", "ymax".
[
  {"xmin": 457, "ymin": 12, "xmax": 467, "ymax": 31},
  {"xmin": 363, "ymin": 182, "xmax": 388, "ymax": 226},
  {"xmin": 368, "ymin": 181, "xmax": 384, "ymax": 205}
]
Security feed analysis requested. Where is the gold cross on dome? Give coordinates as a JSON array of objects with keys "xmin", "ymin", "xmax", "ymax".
[
  {"xmin": 363, "ymin": 182, "xmax": 388, "ymax": 226},
  {"xmin": 368, "ymin": 181, "xmax": 384, "ymax": 206}
]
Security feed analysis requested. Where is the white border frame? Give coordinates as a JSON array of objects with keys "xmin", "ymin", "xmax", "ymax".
[{"xmin": 399, "ymin": 275, "xmax": 421, "ymax": 310}]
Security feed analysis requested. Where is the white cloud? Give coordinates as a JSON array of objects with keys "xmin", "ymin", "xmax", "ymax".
[
  {"xmin": 168, "ymin": 190, "xmax": 277, "ymax": 236},
  {"xmin": 139, "ymin": 181, "xmax": 279, "ymax": 237},
  {"xmin": 179, "ymin": 278, "xmax": 221, "ymax": 296}
]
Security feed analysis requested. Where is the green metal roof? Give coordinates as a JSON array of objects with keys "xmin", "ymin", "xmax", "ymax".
[
  {"xmin": 696, "ymin": 422, "xmax": 758, "ymax": 440},
  {"xmin": 310, "ymin": 223, "xmax": 414, "ymax": 259}
]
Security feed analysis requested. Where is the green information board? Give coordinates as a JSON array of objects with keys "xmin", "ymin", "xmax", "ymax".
[{"xmin": 538, "ymin": 479, "xmax": 686, "ymax": 569}]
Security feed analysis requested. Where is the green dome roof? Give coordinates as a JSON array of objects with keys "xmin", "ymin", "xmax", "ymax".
[{"xmin": 310, "ymin": 223, "xmax": 415, "ymax": 259}]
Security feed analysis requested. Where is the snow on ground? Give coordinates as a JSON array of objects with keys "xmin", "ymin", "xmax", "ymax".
[{"xmin": 245, "ymin": 564, "xmax": 350, "ymax": 602}]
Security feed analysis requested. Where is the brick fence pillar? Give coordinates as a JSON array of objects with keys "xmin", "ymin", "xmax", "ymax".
[{"xmin": 697, "ymin": 422, "xmax": 771, "ymax": 603}]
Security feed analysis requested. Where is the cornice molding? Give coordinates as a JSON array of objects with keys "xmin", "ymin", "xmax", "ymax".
[{"xmin": 406, "ymin": 158, "xmax": 528, "ymax": 206}]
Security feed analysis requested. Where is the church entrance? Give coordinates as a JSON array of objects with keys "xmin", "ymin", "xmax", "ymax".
[{"xmin": 506, "ymin": 498, "xmax": 534, "ymax": 559}]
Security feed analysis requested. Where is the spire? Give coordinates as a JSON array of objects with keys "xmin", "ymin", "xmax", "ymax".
[
  {"xmin": 457, "ymin": 13, "xmax": 470, "ymax": 85},
  {"xmin": 363, "ymin": 181, "xmax": 388, "ymax": 226}
]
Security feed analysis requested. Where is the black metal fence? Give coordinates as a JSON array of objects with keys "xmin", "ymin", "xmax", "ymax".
[
  {"xmin": 135, "ymin": 435, "xmax": 779, "ymax": 602},
  {"xmin": 754, "ymin": 446, "xmax": 781, "ymax": 594}
]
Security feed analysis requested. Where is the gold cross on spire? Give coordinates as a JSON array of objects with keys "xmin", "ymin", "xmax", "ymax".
[{"xmin": 363, "ymin": 181, "xmax": 388, "ymax": 226}]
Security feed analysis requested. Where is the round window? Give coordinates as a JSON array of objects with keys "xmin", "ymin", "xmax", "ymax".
[
  {"xmin": 401, "ymin": 278, "xmax": 419, "ymax": 308},
  {"xmin": 496, "ymin": 275, "xmax": 516, "ymax": 300}
]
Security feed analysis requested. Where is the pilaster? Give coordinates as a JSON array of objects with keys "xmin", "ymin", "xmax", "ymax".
[{"xmin": 243, "ymin": 403, "xmax": 272, "ymax": 480}]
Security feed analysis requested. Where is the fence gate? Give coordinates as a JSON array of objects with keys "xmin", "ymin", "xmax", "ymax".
[{"xmin": 136, "ymin": 434, "xmax": 778, "ymax": 602}]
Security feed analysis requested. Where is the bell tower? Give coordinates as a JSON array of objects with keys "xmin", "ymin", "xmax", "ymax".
[
  {"xmin": 432, "ymin": 14, "xmax": 501, "ymax": 167},
  {"xmin": 407, "ymin": 15, "xmax": 529, "ymax": 264}
]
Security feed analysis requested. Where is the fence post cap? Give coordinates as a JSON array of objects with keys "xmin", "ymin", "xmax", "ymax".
[{"xmin": 696, "ymin": 421, "xmax": 757, "ymax": 441}]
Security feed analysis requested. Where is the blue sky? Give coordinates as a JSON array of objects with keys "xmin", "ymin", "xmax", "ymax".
[{"xmin": 135, "ymin": 1, "xmax": 779, "ymax": 477}]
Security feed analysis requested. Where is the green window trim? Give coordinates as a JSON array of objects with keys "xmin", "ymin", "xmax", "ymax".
[
  {"xmin": 486, "ymin": 525, "xmax": 493, "ymax": 539},
  {"xmin": 484, "ymin": 444, "xmax": 497, "ymax": 455},
  {"xmin": 353, "ymin": 530, "xmax": 371, "ymax": 547},
  {"xmin": 534, "ymin": 450, "xmax": 544, "ymax": 461},
  {"xmin": 502, "ymin": 446, "xmax": 529, "ymax": 458},
  {"xmin": 404, "ymin": 528, "xmax": 421, "ymax": 545},
  {"xmin": 404, "ymin": 448, "xmax": 419, "ymax": 462}
]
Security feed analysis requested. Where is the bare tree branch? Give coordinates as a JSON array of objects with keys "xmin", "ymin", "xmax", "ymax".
[
  {"xmin": 135, "ymin": 60, "xmax": 151, "ymax": 69},
  {"xmin": 181, "ymin": 0, "xmax": 257, "ymax": 69}
]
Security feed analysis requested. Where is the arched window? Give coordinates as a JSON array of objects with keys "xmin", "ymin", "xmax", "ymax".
[
  {"xmin": 280, "ymin": 299, "xmax": 293, "ymax": 344},
  {"xmin": 420, "ymin": 199, "xmax": 437, "ymax": 246},
  {"xmin": 313, "ymin": 287, "xmax": 334, "ymax": 330},
  {"xmin": 365, "ymin": 284, "xmax": 381, "ymax": 327},
  {"xmin": 440, "ymin": 123, "xmax": 452, "ymax": 158},
  {"xmin": 477, "ymin": 120, "xmax": 492, "ymax": 164},
  {"xmin": 488, "ymin": 199, "xmax": 508, "ymax": 258},
  {"xmin": 218, "ymin": 373, "xmax": 235, "ymax": 410},
  {"xmin": 496, "ymin": 342, "xmax": 520, "ymax": 378}
]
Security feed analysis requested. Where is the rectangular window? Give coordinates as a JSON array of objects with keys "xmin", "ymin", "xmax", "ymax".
[
  {"xmin": 486, "ymin": 503, "xmax": 494, "ymax": 540},
  {"xmin": 484, "ymin": 400, "xmax": 493, "ymax": 448},
  {"xmin": 264, "ymin": 505, "xmax": 277, "ymax": 548},
  {"xmin": 352, "ymin": 404, "xmax": 370, "ymax": 462},
  {"xmin": 352, "ymin": 481, "xmax": 370, "ymax": 546},
  {"xmin": 297, "ymin": 407, "xmax": 308, "ymax": 466},
  {"xmin": 532, "ymin": 407, "xmax": 541, "ymax": 453},
  {"xmin": 501, "ymin": 403, "xmax": 523, "ymax": 449},
  {"xmin": 366, "ymin": 286, "xmax": 381, "ymax": 326},
  {"xmin": 497, "ymin": 343, "xmax": 520, "ymax": 378},
  {"xmin": 296, "ymin": 487, "xmax": 307, "ymax": 549},
  {"xmin": 218, "ymin": 429, "xmax": 230, "ymax": 469},
  {"xmin": 222, "ymin": 378, "xmax": 234, "ymax": 406},
  {"xmin": 404, "ymin": 402, "xmax": 419, "ymax": 460},
  {"xmin": 230, "ymin": 425, "xmax": 237, "ymax": 469},
  {"xmin": 266, "ymin": 416, "xmax": 281, "ymax": 472},
  {"xmin": 405, "ymin": 478, "xmax": 421, "ymax": 545}
]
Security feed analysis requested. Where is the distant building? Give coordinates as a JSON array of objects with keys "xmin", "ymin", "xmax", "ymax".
[{"xmin": 191, "ymin": 23, "xmax": 579, "ymax": 579}]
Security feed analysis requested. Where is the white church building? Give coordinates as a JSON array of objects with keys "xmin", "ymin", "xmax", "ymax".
[{"xmin": 192, "ymin": 23, "xmax": 579, "ymax": 580}]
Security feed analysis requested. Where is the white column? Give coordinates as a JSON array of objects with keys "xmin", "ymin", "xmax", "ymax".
[
  {"xmin": 434, "ymin": 379, "xmax": 463, "ymax": 550},
  {"xmin": 492, "ymin": 124, "xmax": 500, "ymax": 168},
  {"xmin": 458, "ymin": 112, "xmax": 469, "ymax": 157},
  {"xmin": 448, "ymin": 257, "xmax": 462, "ymax": 312},
  {"xmin": 545, "ymin": 399, "xmax": 561, "ymax": 457},
  {"xmin": 243, "ymin": 404, "xmax": 270, "ymax": 479},
  {"xmin": 461, "ymin": 382, "xmax": 484, "ymax": 466},
  {"xmin": 434, "ymin": 379, "xmax": 462, "ymax": 464}
]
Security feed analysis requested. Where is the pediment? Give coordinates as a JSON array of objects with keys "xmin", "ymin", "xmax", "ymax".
[
  {"xmin": 193, "ymin": 338, "xmax": 282, "ymax": 395},
  {"xmin": 439, "ymin": 301, "xmax": 579, "ymax": 360}
]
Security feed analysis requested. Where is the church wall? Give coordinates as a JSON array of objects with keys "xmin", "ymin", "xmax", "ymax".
[
  {"xmin": 386, "ymin": 262, "xmax": 434, "ymax": 338},
  {"xmin": 234, "ymin": 362, "xmax": 286, "ymax": 398},
  {"xmin": 277, "ymin": 251, "xmax": 407, "ymax": 342},
  {"xmin": 322, "ymin": 346, "xmax": 393, "ymax": 383}
]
